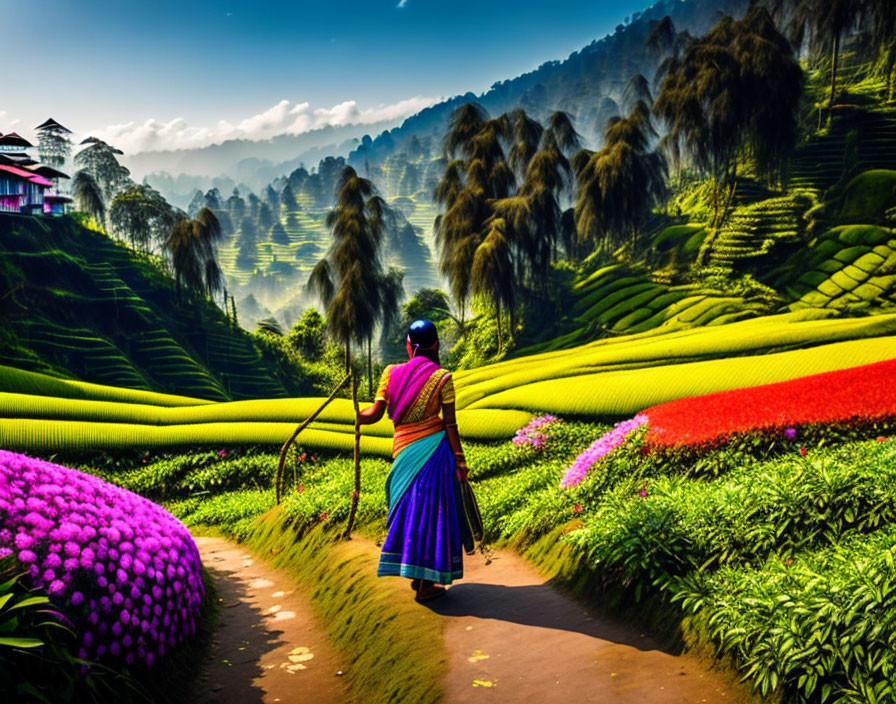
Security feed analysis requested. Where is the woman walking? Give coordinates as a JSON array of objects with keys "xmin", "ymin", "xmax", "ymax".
[{"xmin": 357, "ymin": 319, "xmax": 472, "ymax": 602}]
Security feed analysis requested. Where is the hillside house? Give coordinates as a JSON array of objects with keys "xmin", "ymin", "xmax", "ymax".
[{"xmin": 0, "ymin": 125, "xmax": 71, "ymax": 215}]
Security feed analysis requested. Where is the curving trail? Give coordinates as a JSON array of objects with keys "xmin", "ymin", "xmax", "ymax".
[
  {"xmin": 188, "ymin": 537, "xmax": 347, "ymax": 704},
  {"xmin": 431, "ymin": 548, "xmax": 749, "ymax": 703},
  {"xmin": 192, "ymin": 535, "xmax": 748, "ymax": 703}
]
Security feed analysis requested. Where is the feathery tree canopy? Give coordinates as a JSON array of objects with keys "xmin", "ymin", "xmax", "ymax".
[
  {"xmin": 162, "ymin": 207, "xmax": 223, "ymax": 303},
  {"xmin": 72, "ymin": 170, "xmax": 105, "ymax": 227},
  {"xmin": 73, "ymin": 140, "xmax": 130, "ymax": 202},
  {"xmin": 108, "ymin": 184, "xmax": 178, "ymax": 253},
  {"xmin": 307, "ymin": 166, "xmax": 386, "ymax": 372},
  {"xmin": 574, "ymin": 100, "xmax": 666, "ymax": 255},
  {"xmin": 653, "ymin": 7, "xmax": 803, "ymax": 203},
  {"xmin": 434, "ymin": 103, "xmax": 577, "ymax": 344}
]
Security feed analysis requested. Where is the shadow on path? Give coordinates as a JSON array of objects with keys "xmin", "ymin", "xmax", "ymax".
[
  {"xmin": 189, "ymin": 547, "xmax": 283, "ymax": 703},
  {"xmin": 428, "ymin": 581, "xmax": 659, "ymax": 652},
  {"xmin": 188, "ymin": 537, "xmax": 346, "ymax": 704}
]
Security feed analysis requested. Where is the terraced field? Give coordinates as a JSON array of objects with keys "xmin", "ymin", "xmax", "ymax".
[
  {"xmin": 455, "ymin": 311, "xmax": 896, "ymax": 415},
  {"xmin": 703, "ymin": 191, "xmax": 815, "ymax": 270},
  {"xmin": 3, "ymin": 311, "xmax": 893, "ymax": 454},
  {"xmin": 0, "ymin": 214, "xmax": 294, "ymax": 400},
  {"xmin": 781, "ymin": 224, "xmax": 896, "ymax": 310}
]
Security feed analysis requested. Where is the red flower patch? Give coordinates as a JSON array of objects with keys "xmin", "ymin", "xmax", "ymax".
[{"xmin": 643, "ymin": 358, "xmax": 896, "ymax": 449}]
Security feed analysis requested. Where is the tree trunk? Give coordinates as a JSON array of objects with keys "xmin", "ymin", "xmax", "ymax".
[
  {"xmin": 829, "ymin": 32, "xmax": 840, "ymax": 123},
  {"xmin": 344, "ymin": 340, "xmax": 351, "ymax": 375},
  {"xmin": 509, "ymin": 305, "xmax": 516, "ymax": 345},
  {"xmin": 343, "ymin": 371, "xmax": 362, "ymax": 540},
  {"xmin": 367, "ymin": 336, "xmax": 373, "ymax": 398}
]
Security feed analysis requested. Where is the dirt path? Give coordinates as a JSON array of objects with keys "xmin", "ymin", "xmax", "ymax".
[
  {"xmin": 429, "ymin": 548, "xmax": 747, "ymax": 704},
  {"xmin": 188, "ymin": 536, "xmax": 347, "ymax": 704},
  {"xmin": 192, "ymin": 535, "xmax": 746, "ymax": 704}
]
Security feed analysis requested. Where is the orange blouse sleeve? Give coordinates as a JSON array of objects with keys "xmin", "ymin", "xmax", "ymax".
[{"xmin": 375, "ymin": 365, "xmax": 392, "ymax": 403}]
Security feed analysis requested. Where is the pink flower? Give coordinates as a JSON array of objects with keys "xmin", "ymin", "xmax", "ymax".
[
  {"xmin": 561, "ymin": 414, "xmax": 649, "ymax": 488},
  {"xmin": 319, "ymin": 512, "xmax": 328, "ymax": 521},
  {"xmin": 877, "ymin": 436, "xmax": 887, "ymax": 442},
  {"xmin": 572, "ymin": 504, "xmax": 583, "ymax": 514},
  {"xmin": 784, "ymin": 427, "xmax": 797, "ymax": 440},
  {"xmin": 218, "ymin": 449, "xmax": 228, "ymax": 458}
]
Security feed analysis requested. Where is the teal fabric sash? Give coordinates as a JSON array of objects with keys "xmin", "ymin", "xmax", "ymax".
[{"xmin": 384, "ymin": 430, "xmax": 446, "ymax": 521}]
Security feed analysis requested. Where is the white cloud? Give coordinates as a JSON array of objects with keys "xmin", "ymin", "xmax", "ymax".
[
  {"xmin": 397, "ymin": 0, "xmax": 409, "ymax": 7},
  {"xmin": 91, "ymin": 96, "xmax": 438, "ymax": 154}
]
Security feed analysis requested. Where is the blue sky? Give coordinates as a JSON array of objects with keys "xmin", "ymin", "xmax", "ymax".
[{"xmin": 4, "ymin": 0, "xmax": 650, "ymax": 152}]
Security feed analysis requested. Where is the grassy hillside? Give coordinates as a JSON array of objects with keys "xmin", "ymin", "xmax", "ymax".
[{"xmin": 0, "ymin": 214, "xmax": 305, "ymax": 401}]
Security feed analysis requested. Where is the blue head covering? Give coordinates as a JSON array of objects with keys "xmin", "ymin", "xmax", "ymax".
[{"xmin": 407, "ymin": 319, "xmax": 440, "ymax": 363}]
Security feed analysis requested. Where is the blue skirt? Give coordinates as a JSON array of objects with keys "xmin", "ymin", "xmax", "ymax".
[{"xmin": 377, "ymin": 431, "xmax": 469, "ymax": 585}]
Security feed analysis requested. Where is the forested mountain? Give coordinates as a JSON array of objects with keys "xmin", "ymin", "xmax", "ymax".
[{"xmin": 152, "ymin": 0, "xmax": 747, "ymax": 330}]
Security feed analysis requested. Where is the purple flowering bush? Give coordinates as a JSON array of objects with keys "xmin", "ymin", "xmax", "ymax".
[
  {"xmin": 512, "ymin": 415, "xmax": 561, "ymax": 450},
  {"xmin": 0, "ymin": 450, "xmax": 204, "ymax": 669},
  {"xmin": 560, "ymin": 414, "xmax": 649, "ymax": 488}
]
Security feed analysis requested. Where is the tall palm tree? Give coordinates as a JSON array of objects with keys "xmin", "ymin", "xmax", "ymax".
[
  {"xmin": 308, "ymin": 166, "xmax": 385, "ymax": 373},
  {"xmin": 163, "ymin": 207, "xmax": 223, "ymax": 303},
  {"xmin": 574, "ymin": 101, "xmax": 667, "ymax": 256},
  {"xmin": 471, "ymin": 218, "xmax": 515, "ymax": 350},
  {"xmin": 784, "ymin": 0, "xmax": 861, "ymax": 121},
  {"xmin": 654, "ymin": 8, "xmax": 801, "ymax": 223},
  {"xmin": 371, "ymin": 266, "xmax": 405, "ymax": 394},
  {"xmin": 72, "ymin": 170, "xmax": 105, "ymax": 227}
]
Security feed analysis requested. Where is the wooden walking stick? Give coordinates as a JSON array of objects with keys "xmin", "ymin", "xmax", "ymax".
[
  {"xmin": 343, "ymin": 370, "xmax": 362, "ymax": 540},
  {"xmin": 275, "ymin": 373, "xmax": 351, "ymax": 505}
]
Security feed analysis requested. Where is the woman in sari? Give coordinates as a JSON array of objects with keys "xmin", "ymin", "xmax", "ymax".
[{"xmin": 357, "ymin": 319, "xmax": 472, "ymax": 602}]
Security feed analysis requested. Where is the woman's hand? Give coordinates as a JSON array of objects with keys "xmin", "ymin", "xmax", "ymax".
[
  {"xmin": 357, "ymin": 400, "xmax": 387, "ymax": 426},
  {"xmin": 455, "ymin": 456, "xmax": 469, "ymax": 482}
]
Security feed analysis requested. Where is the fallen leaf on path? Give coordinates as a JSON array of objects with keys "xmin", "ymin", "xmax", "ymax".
[
  {"xmin": 468, "ymin": 650, "xmax": 490, "ymax": 663},
  {"xmin": 472, "ymin": 680, "xmax": 495, "ymax": 688}
]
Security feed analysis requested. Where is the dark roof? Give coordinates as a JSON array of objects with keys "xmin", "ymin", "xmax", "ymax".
[
  {"xmin": 35, "ymin": 118, "xmax": 73, "ymax": 133},
  {"xmin": 31, "ymin": 164, "xmax": 70, "ymax": 180},
  {"xmin": 0, "ymin": 153, "xmax": 37, "ymax": 166},
  {"xmin": 80, "ymin": 136, "xmax": 103, "ymax": 145},
  {"xmin": 44, "ymin": 194, "xmax": 73, "ymax": 202},
  {"xmin": 0, "ymin": 132, "xmax": 33, "ymax": 148}
]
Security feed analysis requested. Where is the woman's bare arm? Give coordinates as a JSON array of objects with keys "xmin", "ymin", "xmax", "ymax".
[
  {"xmin": 357, "ymin": 400, "xmax": 387, "ymax": 425},
  {"xmin": 442, "ymin": 402, "xmax": 468, "ymax": 481}
]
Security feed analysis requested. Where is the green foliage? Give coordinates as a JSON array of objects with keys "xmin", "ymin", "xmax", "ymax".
[
  {"xmin": 838, "ymin": 169, "xmax": 896, "ymax": 221},
  {"xmin": 288, "ymin": 308, "xmax": 328, "ymax": 361},
  {"xmin": 0, "ymin": 556, "xmax": 147, "ymax": 703},
  {"xmin": 569, "ymin": 441, "xmax": 896, "ymax": 597},
  {"xmin": 678, "ymin": 528, "xmax": 896, "ymax": 703}
]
